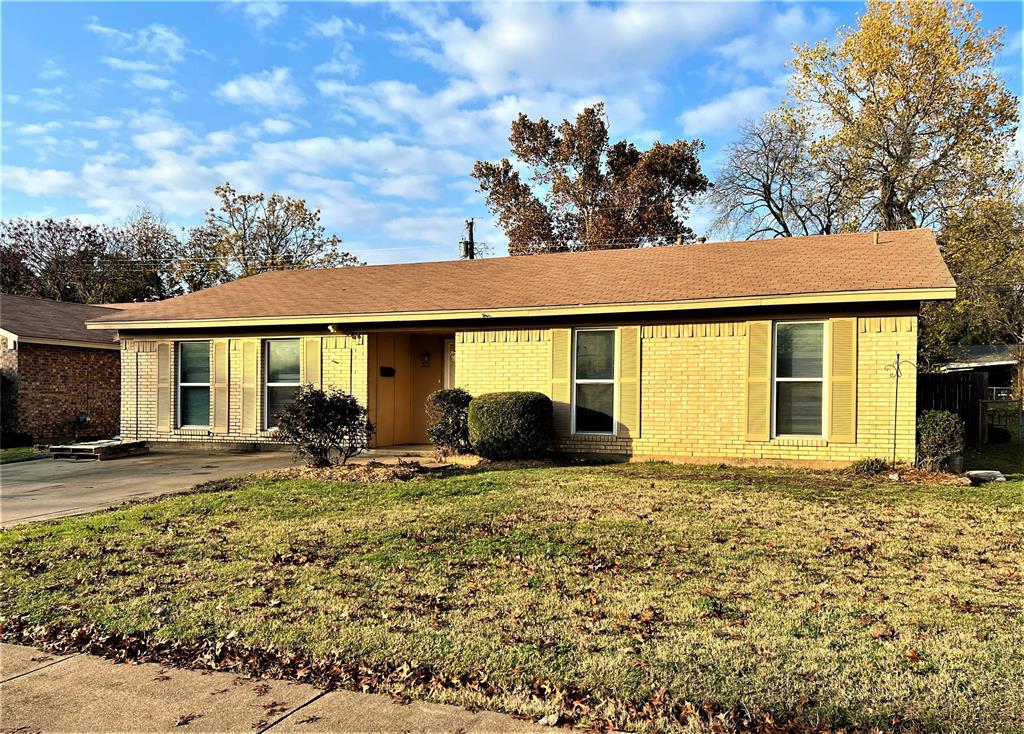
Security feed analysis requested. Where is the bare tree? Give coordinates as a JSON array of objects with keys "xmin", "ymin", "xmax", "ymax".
[{"xmin": 710, "ymin": 114, "xmax": 848, "ymax": 239}]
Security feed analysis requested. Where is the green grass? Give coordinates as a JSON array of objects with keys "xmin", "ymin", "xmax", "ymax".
[
  {"xmin": 965, "ymin": 441, "xmax": 1023, "ymax": 484},
  {"xmin": 2, "ymin": 463, "xmax": 1022, "ymax": 732},
  {"xmin": 0, "ymin": 446, "xmax": 45, "ymax": 464}
]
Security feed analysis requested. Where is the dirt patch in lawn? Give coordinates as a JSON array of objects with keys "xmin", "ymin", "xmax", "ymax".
[{"xmin": 262, "ymin": 460, "xmax": 430, "ymax": 483}]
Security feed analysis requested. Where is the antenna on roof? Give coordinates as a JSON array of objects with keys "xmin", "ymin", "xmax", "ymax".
[{"xmin": 459, "ymin": 218, "xmax": 475, "ymax": 259}]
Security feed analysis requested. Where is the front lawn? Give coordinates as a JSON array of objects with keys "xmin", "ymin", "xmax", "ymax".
[{"xmin": 2, "ymin": 463, "xmax": 1022, "ymax": 732}]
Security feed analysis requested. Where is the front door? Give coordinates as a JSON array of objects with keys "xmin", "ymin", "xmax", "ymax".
[{"xmin": 368, "ymin": 333, "xmax": 447, "ymax": 447}]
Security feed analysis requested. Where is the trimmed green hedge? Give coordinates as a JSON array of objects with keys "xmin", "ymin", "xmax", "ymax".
[
  {"xmin": 468, "ymin": 391, "xmax": 553, "ymax": 460},
  {"xmin": 425, "ymin": 387, "xmax": 473, "ymax": 455}
]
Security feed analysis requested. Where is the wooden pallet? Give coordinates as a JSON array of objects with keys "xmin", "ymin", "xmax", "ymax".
[{"xmin": 48, "ymin": 440, "xmax": 149, "ymax": 461}]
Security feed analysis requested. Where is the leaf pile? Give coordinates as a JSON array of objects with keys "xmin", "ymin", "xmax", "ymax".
[
  {"xmin": 1, "ymin": 616, "xmax": 904, "ymax": 734},
  {"xmin": 263, "ymin": 460, "xmax": 428, "ymax": 483}
]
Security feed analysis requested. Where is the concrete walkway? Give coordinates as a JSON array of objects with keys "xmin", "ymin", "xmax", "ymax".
[{"xmin": 0, "ymin": 643, "xmax": 543, "ymax": 733}]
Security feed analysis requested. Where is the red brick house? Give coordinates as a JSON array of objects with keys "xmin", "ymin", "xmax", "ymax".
[{"xmin": 0, "ymin": 294, "xmax": 132, "ymax": 445}]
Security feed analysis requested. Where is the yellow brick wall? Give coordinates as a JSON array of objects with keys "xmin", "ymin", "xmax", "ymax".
[
  {"xmin": 120, "ymin": 315, "xmax": 918, "ymax": 464},
  {"xmin": 454, "ymin": 316, "xmax": 919, "ymax": 466},
  {"xmin": 455, "ymin": 329, "xmax": 550, "ymax": 395},
  {"xmin": 120, "ymin": 334, "xmax": 367, "ymax": 445}
]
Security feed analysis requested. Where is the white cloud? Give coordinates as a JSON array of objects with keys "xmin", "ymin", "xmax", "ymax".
[
  {"xmin": 40, "ymin": 59, "xmax": 67, "ymax": 80},
  {"xmin": 715, "ymin": 5, "xmax": 834, "ymax": 72},
  {"xmin": 261, "ymin": 118, "xmax": 294, "ymax": 135},
  {"xmin": 352, "ymin": 172, "xmax": 440, "ymax": 200},
  {"xmin": 230, "ymin": 1, "xmax": 288, "ymax": 30},
  {"xmin": 310, "ymin": 16, "xmax": 364, "ymax": 39},
  {"xmin": 131, "ymin": 24, "xmax": 187, "ymax": 63},
  {"xmin": 132, "ymin": 129, "xmax": 188, "ymax": 151},
  {"xmin": 392, "ymin": 3, "xmax": 747, "ymax": 96},
  {"xmin": 18, "ymin": 122, "xmax": 62, "ymax": 135},
  {"xmin": 84, "ymin": 17, "xmax": 132, "ymax": 43},
  {"xmin": 102, "ymin": 57, "xmax": 161, "ymax": 72},
  {"xmin": 241, "ymin": 135, "xmax": 472, "ymax": 178},
  {"xmin": 317, "ymin": 77, "xmax": 640, "ymax": 152},
  {"xmin": 85, "ymin": 17, "xmax": 188, "ymax": 64},
  {"xmin": 313, "ymin": 57, "xmax": 359, "ymax": 77},
  {"xmin": 679, "ymin": 85, "xmax": 781, "ymax": 137},
  {"xmin": 131, "ymin": 73, "xmax": 175, "ymax": 91},
  {"xmin": 215, "ymin": 67, "xmax": 304, "ymax": 108},
  {"xmin": 2, "ymin": 166, "xmax": 78, "ymax": 196},
  {"xmin": 77, "ymin": 115, "xmax": 123, "ymax": 131}
]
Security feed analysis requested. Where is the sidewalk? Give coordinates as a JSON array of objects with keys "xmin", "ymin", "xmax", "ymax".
[{"xmin": 0, "ymin": 643, "xmax": 543, "ymax": 733}]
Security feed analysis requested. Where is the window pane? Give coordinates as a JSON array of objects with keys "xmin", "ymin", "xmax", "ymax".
[
  {"xmin": 179, "ymin": 342, "xmax": 210, "ymax": 383},
  {"xmin": 180, "ymin": 385, "xmax": 210, "ymax": 426},
  {"xmin": 775, "ymin": 323, "xmax": 824, "ymax": 378},
  {"xmin": 267, "ymin": 385, "xmax": 299, "ymax": 427},
  {"xmin": 267, "ymin": 340, "xmax": 301, "ymax": 383},
  {"xmin": 576, "ymin": 330, "xmax": 615, "ymax": 380},
  {"xmin": 575, "ymin": 383, "xmax": 614, "ymax": 433},
  {"xmin": 776, "ymin": 382, "xmax": 823, "ymax": 435}
]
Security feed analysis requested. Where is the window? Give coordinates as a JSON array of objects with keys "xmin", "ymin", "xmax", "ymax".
[
  {"xmin": 573, "ymin": 329, "xmax": 616, "ymax": 434},
  {"xmin": 773, "ymin": 321, "xmax": 825, "ymax": 436},
  {"xmin": 177, "ymin": 341, "xmax": 210, "ymax": 428},
  {"xmin": 264, "ymin": 339, "xmax": 301, "ymax": 429}
]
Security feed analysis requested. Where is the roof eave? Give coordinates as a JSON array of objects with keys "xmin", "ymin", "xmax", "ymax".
[{"xmin": 87, "ymin": 286, "xmax": 956, "ymax": 331}]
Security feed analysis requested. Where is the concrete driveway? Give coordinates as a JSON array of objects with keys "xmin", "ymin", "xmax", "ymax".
[{"xmin": 0, "ymin": 451, "xmax": 294, "ymax": 527}]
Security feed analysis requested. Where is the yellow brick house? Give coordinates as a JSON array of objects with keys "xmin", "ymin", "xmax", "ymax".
[{"xmin": 88, "ymin": 229, "xmax": 956, "ymax": 466}]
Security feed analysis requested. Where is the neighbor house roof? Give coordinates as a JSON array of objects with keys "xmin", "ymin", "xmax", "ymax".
[
  {"xmin": 0, "ymin": 294, "xmax": 139, "ymax": 348},
  {"xmin": 90, "ymin": 229, "xmax": 956, "ymax": 330},
  {"xmin": 941, "ymin": 345, "xmax": 1020, "ymax": 370}
]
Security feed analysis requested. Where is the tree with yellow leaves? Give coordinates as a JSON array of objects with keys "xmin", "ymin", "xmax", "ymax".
[{"xmin": 789, "ymin": 0, "xmax": 1019, "ymax": 231}]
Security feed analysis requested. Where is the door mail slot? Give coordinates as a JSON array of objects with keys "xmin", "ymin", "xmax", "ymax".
[{"xmin": 379, "ymin": 366, "xmax": 396, "ymax": 377}]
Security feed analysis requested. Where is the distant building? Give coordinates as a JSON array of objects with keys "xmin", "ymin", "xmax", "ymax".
[
  {"xmin": 939, "ymin": 345, "xmax": 1020, "ymax": 400},
  {"xmin": 0, "ymin": 294, "xmax": 136, "ymax": 444}
]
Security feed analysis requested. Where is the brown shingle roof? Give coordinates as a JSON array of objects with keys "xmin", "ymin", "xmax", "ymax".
[
  {"xmin": 91, "ymin": 229, "xmax": 955, "ymax": 326},
  {"xmin": 0, "ymin": 294, "xmax": 135, "ymax": 345}
]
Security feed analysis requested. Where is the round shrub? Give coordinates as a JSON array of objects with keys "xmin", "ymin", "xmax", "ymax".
[
  {"xmin": 274, "ymin": 385, "xmax": 374, "ymax": 467},
  {"xmin": 917, "ymin": 410, "xmax": 965, "ymax": 471},
  {"xmin": 425, "ymin": 387, "xmax": 473, "ymax": 456},
  {"xmin": 468, "ymin": 391, "xmax": 553, "ymax": 460}
]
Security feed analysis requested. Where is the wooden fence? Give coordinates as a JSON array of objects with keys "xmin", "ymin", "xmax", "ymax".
[{"xmin": 916, "ymin": 372, "xmax": 988, "ymax": 444}]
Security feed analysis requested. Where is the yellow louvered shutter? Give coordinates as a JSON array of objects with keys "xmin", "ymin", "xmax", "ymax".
[
  {"xmin": 617, "ymin": 326, "xmax": 641, "ymax": 438},
  {"xmin": 829, "ymin": 317, "xmax": 858, "ymax": 443},
  {"xmin": 551, "ymin": 328, "xmax": 572, "ymax": 438},
  {"xmin": 745, "ymin": 321, "xmax": 772, "ymax": 442},
  {"xmin": 241, "ymin": 339, "xmax": 260, "ymax": 433},
  {"xmin": 156, "ymin": 341, "xmax": 172, "ymax": 431},
  {"xmin": 211, "ymin": 339, "xmax": 229, "ymax": 434},
  {"xmin": 302, "ymin": 336, "xmax": 322, "ymax": 389}
]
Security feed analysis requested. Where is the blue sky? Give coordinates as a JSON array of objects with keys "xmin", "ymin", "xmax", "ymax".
[{"xmin": 2, "ymin": 1, "xmax": 1021, "ymax": 264}]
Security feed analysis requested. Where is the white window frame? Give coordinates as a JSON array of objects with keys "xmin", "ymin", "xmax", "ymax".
[
  {"xmin": 263, "ymin": 338, "xmax": 301, "ymax": 430},
  {"xmin": 571, "ymin": 327, "xmax": 618, "ymax": 436},
  {"xmin": 771, "ymin": 320, "xmax": 828, "ymax": 439},
  {"xmin": 176, "ymin": 340, "xmax": 211, "ymax": 429}
]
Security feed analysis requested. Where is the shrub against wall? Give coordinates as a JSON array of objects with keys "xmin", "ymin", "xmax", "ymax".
[
  {"xmin": 917, "ymin": 410, "xmax": 965, "ymax": 471},
  {"xmin": 425, "ymin": 387, "xmax": 472, "ymax": 456},
  {"xmin": 468, "ymin": 391, "xmax": 552, "ymax": 460},
  {"xmin": 274, "ymin": 386, "xmax": 374, "ymax": 467}
]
